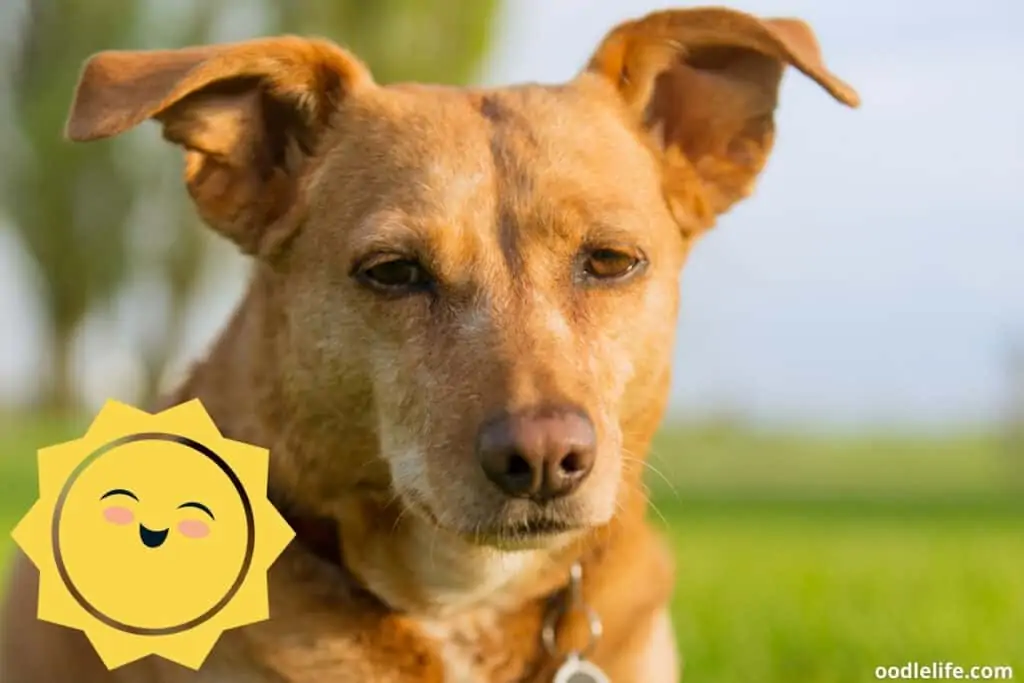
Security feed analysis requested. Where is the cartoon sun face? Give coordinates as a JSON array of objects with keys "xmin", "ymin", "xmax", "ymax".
[
  {"xmin": 54, "ymin": 435, "xmax": 253, "ymax": 633},
  {"xmin": 11, "ymin": 400, "xmax": 294, "ymax": 670}
]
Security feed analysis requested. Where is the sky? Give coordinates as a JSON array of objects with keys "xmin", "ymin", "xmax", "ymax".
[{"xmin": 1, "ymin": 0, "xmax": 1022, "ymax": 429}]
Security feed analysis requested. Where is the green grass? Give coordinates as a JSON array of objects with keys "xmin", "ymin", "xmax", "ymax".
[
  {"xmin": 1, "ymin": 415, "xmax": 1022, "ymax": 682},
  {"xmin": 659, "ymin": 502, "xmax": 1023, "ymax": 682},
  {"xmin": 649, "ymin": 425, "xmax": 1024, "ymax": 499}
]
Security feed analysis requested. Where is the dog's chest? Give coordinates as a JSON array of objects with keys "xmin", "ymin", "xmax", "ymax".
[
  {"xmin": 232, "ymin": 548, "xmax": 561, "ymax": 682},
  {"xmin": 417, "ymin": 609, "xmax": 532, "ymax": 683},
  {"xmin": 217, "ymin": 610, "xmax": 541, "ymax": 683}
]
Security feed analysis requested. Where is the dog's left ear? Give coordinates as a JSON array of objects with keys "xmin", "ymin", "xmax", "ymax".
[
  {"xmin": 65, "ymin": 37, "xmax": 374, "ymax": 255},
  {"xmin": 584, "ymin": 8, "xmax": 860, "ymax": 235}
]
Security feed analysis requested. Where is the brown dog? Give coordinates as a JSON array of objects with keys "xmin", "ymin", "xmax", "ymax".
[{"xmin": 0, "ymin": 6, "xmax": 858, "ymax": 682}]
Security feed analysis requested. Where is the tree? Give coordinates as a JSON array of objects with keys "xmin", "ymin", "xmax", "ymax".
[
  {"xmin": 274, "ymin": 0, "xmax": 499, "ymax": 85},
  {"xmin": 3, "ymin": 0, "xmax": 141, "ymax": 413}
]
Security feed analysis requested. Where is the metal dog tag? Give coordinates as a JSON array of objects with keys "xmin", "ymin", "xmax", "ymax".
[{"xmin": 553, "ymin": 654, "xmax": 611, "ymax": 683}]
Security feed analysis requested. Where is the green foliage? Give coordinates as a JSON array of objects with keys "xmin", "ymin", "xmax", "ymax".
[
  {"xmin": 273, "ymin": 0, "xmax": 500, "ymax": 85},
  {"xmin": 3, "ymin": 1, "xmax": 142, "ymax": 410}
]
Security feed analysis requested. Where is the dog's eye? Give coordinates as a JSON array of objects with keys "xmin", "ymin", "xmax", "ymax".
[
  {"xmin": 581, "ymin": 248, "xmax": 644, "ymax": 281},
  {"xmin": 357, "ymin": 257, "xmax": 432, "ymax": 292}
]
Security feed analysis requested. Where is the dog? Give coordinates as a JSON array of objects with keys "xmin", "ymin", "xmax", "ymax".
[{"xmin": 0, "ymin": 6, "xmax": 858, "ymax": 682}]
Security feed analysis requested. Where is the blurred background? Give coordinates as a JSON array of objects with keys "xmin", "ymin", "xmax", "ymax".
[{"xmin": 0, "ymin": 0, "xmax": 1021, "ymax": 681}]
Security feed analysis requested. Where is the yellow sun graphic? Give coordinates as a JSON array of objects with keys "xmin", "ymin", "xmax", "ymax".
[{"xmin": 11, "ymin": 399, "xmax": 294, "ymax": 670}]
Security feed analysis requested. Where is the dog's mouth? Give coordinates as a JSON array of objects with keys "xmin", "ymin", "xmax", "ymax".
[
  {"xmin": 404, "ymin": 495, "xmax": 584, "ymax": 549},
  {"xmin": 480, "ymin": 517, "xmax": 577, "ymax": 539},
  {"xmin": 471, "ymin": 517, "xmax": 583, "ymax": 550}
]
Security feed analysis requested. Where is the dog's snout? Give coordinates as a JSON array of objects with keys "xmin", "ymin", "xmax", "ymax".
[{"xmin": 476, "ymin": 406, "xmax": 596, "ymax": 501}]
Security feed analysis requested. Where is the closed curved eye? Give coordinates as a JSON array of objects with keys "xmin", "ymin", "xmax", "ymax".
[
  {"xmin": 177, "ymin": 501, "xmax": 215, "ymax": 520},
  {"xmin": 100, "ymin": 488, "xmax": 138, "ymax": 501}
]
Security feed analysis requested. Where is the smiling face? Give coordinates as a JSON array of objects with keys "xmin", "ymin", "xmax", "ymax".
[
  {"xmin": 101, "ymin": 487, "xmax": 214, "ymax": 548},
  {"xmin": 54, "ymin": 438, "xmax": 251, "ymax": 632}
]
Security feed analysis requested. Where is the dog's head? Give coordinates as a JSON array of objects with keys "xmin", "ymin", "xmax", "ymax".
[{"xmin": 66, "ymin": 9, "xmax": 857, "ymax": 550}]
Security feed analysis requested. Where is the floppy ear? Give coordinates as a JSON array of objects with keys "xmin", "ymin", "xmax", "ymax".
[
  {"xmin": 65, "ymin": 37, "xmax": 374, "ymax": 255},
  {"xmin": 584, "ymin": 8, "xmax": 859, "ymax": 235}
]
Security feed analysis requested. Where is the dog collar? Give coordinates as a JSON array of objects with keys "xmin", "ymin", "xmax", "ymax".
[{"xmin": 544, "ymin": 562, "xmax": 609, "ymax": 683}]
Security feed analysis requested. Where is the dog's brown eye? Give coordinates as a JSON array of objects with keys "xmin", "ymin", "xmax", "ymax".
[
  {"xmin": 358, "ymin": 258, "xmax": 432, "ymax": 292},
  {"xmin": 581, "ymin": 248, "xmax": 644, "ymax": 281}
]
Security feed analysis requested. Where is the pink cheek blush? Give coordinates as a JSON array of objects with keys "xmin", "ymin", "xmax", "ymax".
[
  {"xmin": 103, "ymin": 506, "xmax": 134, "ymax": 525},
  {"xmin": 177, "ymin": 519, "xmax": 210, "ymax": 539}
]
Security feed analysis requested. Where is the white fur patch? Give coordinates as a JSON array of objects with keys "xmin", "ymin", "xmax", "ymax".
[
  {"xmin": 530, "ymin": 291, "xmax": 572, "ymax": 342},
  {"xmin": 638, "ymin": 608, "xmax": 680, "ymax": 683},
  {"xmin": 417, "ymin": 608, "xmax": 502, "ymax": 683},
  {"xmin": 402, "ymin": 519, "xmax": 542, "ymax": 613},
  {"xmin": 458, "ymin": 305, "xmax": 492, "ymax": 337}
]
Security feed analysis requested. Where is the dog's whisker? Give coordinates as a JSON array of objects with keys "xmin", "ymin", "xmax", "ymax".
[
  {"xmin": 622, "ymin": 450, "xmax": 679, "ymax": 498},
  {"xmin": 390, "ymin": 505, "xmax": 411, "ymax": 536},
  {"xmin": 427, "ymin": 512, "xmax": 441, "ymax": 575},
  {"xmin": 622, "ymin": 478, "xmax": 670, "ymax": 529},
  {"xmin": 643, "ymin": 445, "xmax": 682, "ymax": 496}
]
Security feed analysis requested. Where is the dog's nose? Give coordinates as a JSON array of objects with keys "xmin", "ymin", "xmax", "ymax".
[{"xmin": 476, "ymin": 406, "xmax": 597, "ymax": 501}]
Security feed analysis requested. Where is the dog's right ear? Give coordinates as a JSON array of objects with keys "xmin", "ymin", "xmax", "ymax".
[
  {"xmin": 66, "ymin": 37, "xmax": 374, "ymax": 255},
  {"xmin": 583, "ymin": 8, "xmax": 858, "ymax": 236}
]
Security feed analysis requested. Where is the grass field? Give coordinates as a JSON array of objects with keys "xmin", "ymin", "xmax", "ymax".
[{"xmin": 1, "ymin": 415, "xmax": 1022, "ymax": 682}]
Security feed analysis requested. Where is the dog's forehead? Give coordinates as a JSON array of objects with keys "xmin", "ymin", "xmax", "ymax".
[
  {"xmin": 322, "ymin": 82, "xmax": 665, "ymax": 220},
  {"xmin": 468, "ymin": 83, "xmax": 662, "ymax": 194}
]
